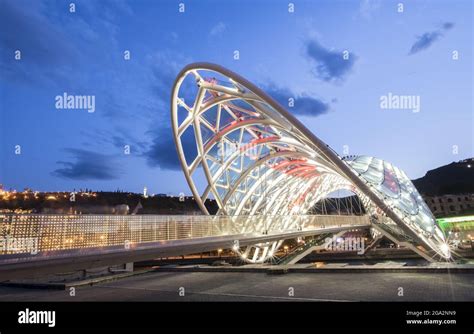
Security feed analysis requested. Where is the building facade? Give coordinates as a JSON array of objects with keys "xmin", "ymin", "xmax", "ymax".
[{"xmin": 425, "ymin": 194, "xmax": 474, "ymax": 217}]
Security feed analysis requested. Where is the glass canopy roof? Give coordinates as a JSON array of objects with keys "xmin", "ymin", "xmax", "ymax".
[{"xmin": 171, "ymin": 62, "xmax": 450, "ymax": 262}]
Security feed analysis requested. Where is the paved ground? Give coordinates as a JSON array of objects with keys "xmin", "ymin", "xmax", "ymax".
[{"xmin": 0, "ymin": 271, "xmax": 473, "ymax": 301}]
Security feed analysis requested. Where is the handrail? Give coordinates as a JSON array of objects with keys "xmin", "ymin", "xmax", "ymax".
[{"xmin": 0, "ymin": 214, "xmax": 369, "ymax": 256}]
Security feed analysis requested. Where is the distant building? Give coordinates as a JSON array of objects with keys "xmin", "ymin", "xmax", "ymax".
[{"xmin": 424, "ymin": 193, "xmax": 474, "ymax": 217}]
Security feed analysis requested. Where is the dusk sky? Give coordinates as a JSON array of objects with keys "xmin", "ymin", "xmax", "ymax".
[{"xmin": 1, "ymin": 0, "xmax": 472, "ymax": 195}]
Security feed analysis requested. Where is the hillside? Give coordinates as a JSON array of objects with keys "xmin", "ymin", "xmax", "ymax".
[{"xmin": 412, "ymin": 158, "xmax": 474, "ymax": 196}]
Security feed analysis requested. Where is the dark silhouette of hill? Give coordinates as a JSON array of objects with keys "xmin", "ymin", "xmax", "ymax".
[
  {"xmin": 412, "ymin": 158, "xmax": 474, "ymax": 196},
  {"xmin": 0, "ymin": 191, "xmax": 218, "ymax": 215}
]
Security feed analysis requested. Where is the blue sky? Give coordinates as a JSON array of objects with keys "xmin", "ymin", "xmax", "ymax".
[{"xmin": 0, "ymin": 0, "xmax": 472, "ymax": 195}]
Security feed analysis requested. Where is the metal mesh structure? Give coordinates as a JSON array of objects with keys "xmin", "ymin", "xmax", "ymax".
[
  {"xmin": 0, "ymin": 214, "xmax": 368, "ymax": 256},
  {"xmin": 171, "ymin": 62, "xmax": 450, "ymax": 262}
]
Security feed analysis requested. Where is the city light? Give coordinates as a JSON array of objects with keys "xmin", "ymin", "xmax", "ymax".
[{"xmin": 440, "ymin": 243, "xmax": 451, "ymax": 258}]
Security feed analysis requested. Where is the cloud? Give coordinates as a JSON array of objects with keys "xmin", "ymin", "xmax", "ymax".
[
  {"xmin": 144, "ymin": 126, "xmax": 195, "ymax": 171},
  {"xmin": 265, "ymin": 85, "xmax": 330, "ymax": 117},
  {"xmin": 0, "ymin": 1, "xmax": 77, "ymax": 66},
  {"xmin": 305, "ymin": 39, "xmax": 357, "ymax": 82},
  {"xmin": 0, "ymin": 0, "xmax": 79, "ymax": 85},
  {"xmin": 111, "ymin": 135, "xmax": 147, "ymax": 153},
  {"xmin": 91, "ymin": 50, "xmax": 193, "ymax": 171},
  {"xmin": 443, "ymin": 22, "xmax": 454, "ymax": 30},
  {"xmin": 209, "ymin": 22, "xmax": 226, "ymax": 37},
  {"xmin": 52, "ymin": 149, "xmax": 122, "ymax": 180},
  {"xmin": 147, "ymin": 51, "xmax": 192, "ymax": 107},
  {"xmin": 409, "ymin": 22, "xmax": 454, "ymax": 55},
  {"xmin": 409, "ymin": 31, "xmax": 442, "ymax": 55},
  {"xmin": 358, "ymin": 0, "xmax": 381, "ymax": 20},
  {"xmin": 0, "ymin": 0, "xmax": 132, "ymax": 87}
]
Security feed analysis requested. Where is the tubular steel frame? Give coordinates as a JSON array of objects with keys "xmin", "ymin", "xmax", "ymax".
[{"xmin": 171, "ymin": 62, "xmax": 450, "ymax": 263}]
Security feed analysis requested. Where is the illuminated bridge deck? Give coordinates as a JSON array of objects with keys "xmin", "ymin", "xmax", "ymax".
[{"xmin": 0, "ymin": 214, "xmax": 370, "ymax": 280}]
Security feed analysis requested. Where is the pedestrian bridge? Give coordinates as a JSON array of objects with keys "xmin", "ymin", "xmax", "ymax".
[{"xmin": 0, "ymin": 214, "xmax": 370, "ymax": 280}]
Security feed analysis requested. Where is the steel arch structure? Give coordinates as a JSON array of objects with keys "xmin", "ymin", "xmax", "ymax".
[{"xmin": 171, "ymin": 62, "xmax": 450, "ymax": 263}]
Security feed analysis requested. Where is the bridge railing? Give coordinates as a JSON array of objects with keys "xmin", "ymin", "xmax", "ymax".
[{"xmin": 0, "ymin": 214, "xmax": 369, "ymax": 256}]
